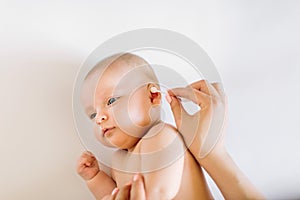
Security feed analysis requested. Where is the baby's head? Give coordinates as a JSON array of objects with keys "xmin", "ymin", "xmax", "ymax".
[{"xmin": 81, "ymin": 53, "xmax": 162, "ymax": 150}]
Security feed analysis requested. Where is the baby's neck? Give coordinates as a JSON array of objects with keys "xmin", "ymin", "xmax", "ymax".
[{"xmin": 126, "ymin": 120, "xmax": 165, "ymax": 152}]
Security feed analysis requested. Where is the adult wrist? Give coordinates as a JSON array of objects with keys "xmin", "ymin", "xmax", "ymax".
[{"xmin": 199, "ymin": 145, "xmax": 229, "ymax": 168}]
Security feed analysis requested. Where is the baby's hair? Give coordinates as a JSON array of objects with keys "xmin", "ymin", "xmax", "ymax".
[{"xmin": 84, "ymin": 53, "xmax": 159, "ymax": 84}]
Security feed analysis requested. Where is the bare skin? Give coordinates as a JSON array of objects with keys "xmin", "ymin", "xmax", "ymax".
[
  {"xmin": 77, "ymin": 53, "xmax": 213, "ymax": 199},
  {"xmin": 78, "ymin": 124, "xmax": 212, "ymax": 199},
  {"xmin": 168, "ymin": 80, "xmax": 264, "ymax": 199},
  {"xmin": 100, "ymin": 79, "xmax": 264, "ymax": 200}
]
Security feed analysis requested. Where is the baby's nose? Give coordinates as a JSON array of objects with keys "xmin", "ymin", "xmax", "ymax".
[{"xmin": 96, "ymin": 114, "xmax": 107, "ymax": 124}]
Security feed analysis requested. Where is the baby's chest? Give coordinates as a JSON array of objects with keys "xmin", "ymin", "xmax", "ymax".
[
  {"xmin": 111, "ymin": 169, "xmax": 134, "ymax": 187},
  {"xmin": 111, "ymin": 150, "xmax": 142, "ymax": 187}
]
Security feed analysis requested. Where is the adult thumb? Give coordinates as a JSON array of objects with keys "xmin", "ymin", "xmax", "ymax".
[{"xmin": 130, "ymin": 174, "xmax": 146, "ymax": 200}]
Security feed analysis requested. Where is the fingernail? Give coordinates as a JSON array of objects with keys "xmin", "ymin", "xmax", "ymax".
[
  {"xmin": 111, "ymin": 187, "xmax": 119, "ymax": 195},
  {"xmin": 165, "ymin": 94, "xmax": 172, "ymax": 104},
  {"xmin": 133, "ymin": 174, "xmax": 139, "ymax": 181}
]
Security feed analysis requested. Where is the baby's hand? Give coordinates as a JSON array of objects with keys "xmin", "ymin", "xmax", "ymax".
[{"xmin": 77, "ymin": 151, "xmax": 100, "ymax": 181}]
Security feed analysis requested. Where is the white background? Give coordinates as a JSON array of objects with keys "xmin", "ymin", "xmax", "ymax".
[{"xmin": 1, "ymin": 0, "xmax": 299, "ymax": 199}]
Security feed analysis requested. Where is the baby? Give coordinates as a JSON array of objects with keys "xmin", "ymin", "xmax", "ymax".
[{"xmin": 77, "ymin": 53, "xmax": 212, "ymax": 199}]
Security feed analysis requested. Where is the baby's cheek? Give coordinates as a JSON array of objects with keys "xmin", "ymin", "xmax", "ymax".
[
  {"xmin": 93, "ymin": 125, "xmax": 113, "ymax": 147},
  {"xmin": 127, "ymin": 92, "xmax": 152, "ymax": 127},
  {"xmin": 129, "ymin": 104, "xmax": 151, "ymax": 127},
  {"xmin": 112, "ymin": 98, "xmax": 150, "ymax": 138}
]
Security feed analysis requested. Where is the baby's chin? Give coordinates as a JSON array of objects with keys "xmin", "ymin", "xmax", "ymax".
[
  {"xmin": 98, "ymin": 138, "xmax": 117, "ymax": 149},
  {"xmin": 94, "ymin": 132, "xmax": 115, "ymax": 148},
  {"xmin": 99, "ymin": 139, "xmax": 137, "ymax": 151},
  {"xmin": 96, "ymin": 131, "xmax": 132, "ymax": 149}
]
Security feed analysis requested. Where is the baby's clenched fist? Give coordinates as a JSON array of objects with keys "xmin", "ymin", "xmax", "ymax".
[{"xmin": 77, "ymin": 151, "xmax": 100, "ymax": 181}]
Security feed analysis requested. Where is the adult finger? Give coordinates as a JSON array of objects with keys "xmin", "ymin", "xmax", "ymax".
[
  {"xmin": 190, "ymin": 80, "xmax": 210, "ymax": 95},
  {"xmin": 166, "ymin": 94, "xmax": 188, "ymax": 129},
  {"xmin": 115, "ymin": 184, "xmax": 131, "ymax": 200},
  {"xmin": 101, "ymin": 194, "xmax": 115, "ymax": 200},
  {"xmin": 211, "ymin": 82, "xmax": 225, "ymax": 97},
  {"xmin": 191, "ymin": 80, "xmax": 222, "ymax": 100},
  {"xmin": 101, "ymin": 188, "xmax": 120, "ymax": 200},
  {"xmin": 130, "ymin": 174, "xmax": 146, "ymax": 200},
  {"xmin": 168, "ymin": 88, "xmax": 211, "ymax": 108},
  {"xmin": 168, "ymin": 86, "xmax": 197, "ymax": 103}
]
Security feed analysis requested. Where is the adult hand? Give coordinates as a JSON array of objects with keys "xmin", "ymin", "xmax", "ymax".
[
  {"xmin": 167, "ymin": 80, "xmax": 228, "ymax": 161},
  {"xmin": 168, "ymin": 80, "xmax": 264, "ymax": 199},
  {"xmin": 102, "ymin": 174, "xmax": 146, "ymax": 200}
]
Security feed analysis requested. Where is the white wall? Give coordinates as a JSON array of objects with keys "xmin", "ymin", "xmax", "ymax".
[{"xmin": 1, "ymin": 0, "xmax": 299, "ymax": 199}]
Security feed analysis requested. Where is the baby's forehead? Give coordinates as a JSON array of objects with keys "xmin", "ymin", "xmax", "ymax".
[
  {"xmin": 83, "ymin": 53, "xmax": 157, "ymax": 93},
  {"xmin": 91, "ymin": 56, "xmax": 152, "ymax": 82}
]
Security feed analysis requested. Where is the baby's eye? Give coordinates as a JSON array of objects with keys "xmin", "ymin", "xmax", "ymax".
[
  {"xmin": 90, "ymin": 113, "xmax": 97, "ymax": 120},
  {"xmin": 107, "ymin": 97, "xmax": 119, "ymax": 105}
]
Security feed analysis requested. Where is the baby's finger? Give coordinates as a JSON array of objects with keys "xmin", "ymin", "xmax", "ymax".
[
  {"xmin": 77, "ymin": 156, "xmax": 88, "ymax": 168},
  {"xmin": 76, "ymin": 158, "xmax": 91, "ymax": 174},
  {"xmin": 77, "ymin": 154, "xmax": 98, "ymax": 171},
  {"xmin": 82, "ymin": 151, "xmax": 95, "ymax": 157},
  {"xmin": 82, "ymin": 152, "xmax": 97, "ymax": 162},
  {"xmin": 76, "ymin": 164, "xmax": 85, "ymax": 174},
  {"xmin": 78, "ymin": 157, "xmax": 92, "ymax": 167}
]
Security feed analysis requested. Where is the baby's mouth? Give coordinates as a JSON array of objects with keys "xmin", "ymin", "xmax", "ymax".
[{"xmin": 102, "ymin": 127, "xmax": 115, "ymax": 136}]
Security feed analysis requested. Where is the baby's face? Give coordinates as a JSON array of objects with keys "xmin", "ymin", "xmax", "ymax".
[{"xmin": 81, "ymin": 60, "xmax": 160, "ymax": 150}]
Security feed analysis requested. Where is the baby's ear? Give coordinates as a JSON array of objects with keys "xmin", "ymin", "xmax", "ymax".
[{"xmin": 148, "ymin": 84, "xmax": 161, "ymax": 105}]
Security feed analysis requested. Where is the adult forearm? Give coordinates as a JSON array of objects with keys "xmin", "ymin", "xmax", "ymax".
[{"xmin": 200, "ymin": 150, "xmax": 264, "ymax": 200}]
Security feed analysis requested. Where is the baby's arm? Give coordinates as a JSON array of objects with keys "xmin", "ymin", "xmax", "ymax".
[
  {"xmin": 139, "ymin": 124, "xmax": 185, "ymax": 199},
  {"xmin": 77, "ymin": 151, "xmax": 116, "ymax": 199}
]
